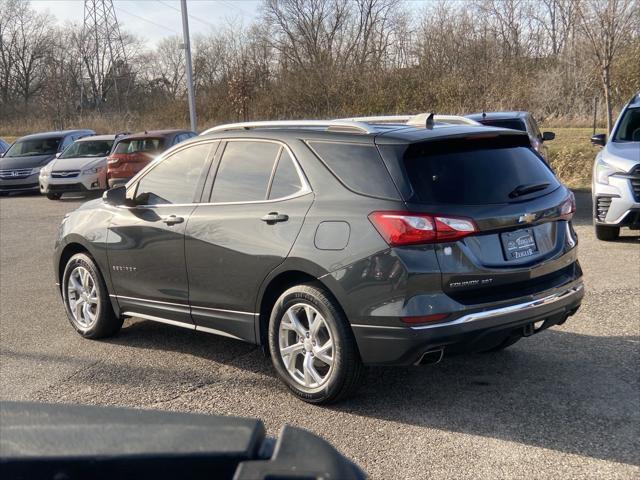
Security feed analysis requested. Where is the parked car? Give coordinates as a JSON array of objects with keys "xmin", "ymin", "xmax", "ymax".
[
  {"xmin": 0, "ymin": 130, "xmax": 94, "ymax": 195},
  {"xmin": 0, "ymin": 138, "xmax": 10, "ymax": 155},
  {"xmin": 54, "ymin": 118, "xmax": 583, "ymax": 404},
  {"xmin": 590, "ymin": 91, "xmax": 640, "ymax": 240},
  {"xmin": 338, "ymin": 114, "xmax": 481, "ymax": 126},
  {"xmin": 106, "ymin": 129, "xmax": 196, "ymax": 188},
  {"xmin": 466, "ymin": 111, "xmax": 555, "ymax": 159},
  {"xmin": 39, "ymin": 134, "xmax": 117, "ymax": 200}
]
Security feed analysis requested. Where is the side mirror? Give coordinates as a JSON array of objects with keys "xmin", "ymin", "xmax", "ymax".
[
  {"xmin": 590, "ymin": 133, "xmax": 606, "ymax": 147},
  {"xmin": 103, "ymin": 185, "xmax": 127, "ymax": 206},
  {"xmin": 542, "ymin": 131, "xmax": 555, "ymax": 142}
]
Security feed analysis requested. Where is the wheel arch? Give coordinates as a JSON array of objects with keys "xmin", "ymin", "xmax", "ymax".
[{"xmin": 255, "ymin": 261, "xmax": 350, "ymax": 349}]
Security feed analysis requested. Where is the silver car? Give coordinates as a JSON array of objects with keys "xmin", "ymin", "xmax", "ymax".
[
  {"xmin": 39, "ymin": 135, "xmax": 115, "ymax": 200},
  {"xmin": 591, "ymin": 92, "xmax": 640, "ymax": 240}
]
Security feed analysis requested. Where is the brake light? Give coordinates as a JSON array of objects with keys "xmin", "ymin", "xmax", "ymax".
[
  {"xmin": 400, "ymin": 313, "xmax": 450, "ymax": 324},
  {"xmin": 559, "ymin": 192, "xmax": 575, "ymax": 220},
  {"xmin": 368, "ymin": 211, "xmax": 477, "ymax": 246}
]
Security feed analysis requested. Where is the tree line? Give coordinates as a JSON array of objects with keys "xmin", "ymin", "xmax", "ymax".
[{"xmin": 0, "ymin": 0, "xmax": 638, "ymax": 136}]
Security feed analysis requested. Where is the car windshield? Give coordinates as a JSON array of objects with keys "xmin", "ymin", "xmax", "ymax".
[
  {"xmin": 479, "ymin": 119, "xmax": 527, "ymax": 132},
  {"xmin": 612, "ymin": 108, "xmax": 640, "ymax": 142},
  {"xmin": 59, "ymin": 140, "xmax": 114, "ymax": 159},
  {"xmin": 113, "ymin": 138, "xmax": 164, "ymax": 155},
  {"xmin": 4, "ymin": 137, "xmax": 61, "ymax": 157}
]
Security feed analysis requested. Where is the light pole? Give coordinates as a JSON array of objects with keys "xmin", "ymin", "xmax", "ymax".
[{"xmin": 180, "ymin": 0, "xmax": 197, "ymax": 132}]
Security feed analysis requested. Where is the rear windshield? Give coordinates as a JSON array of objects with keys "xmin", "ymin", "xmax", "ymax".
[
  {"xmin": 479, "ymin": 119, "xmax": 526, "ymax": 132},
  {"xmin": 4, "ymin": 137, "xmax": 61, "ymax": 157},
  {"xmin": 114, "ymin": 138, "xmax": 164, "ymax": 155},
  {"xmin": 403, "ymin": 140, "xmax": 559, "ymax": 205}
]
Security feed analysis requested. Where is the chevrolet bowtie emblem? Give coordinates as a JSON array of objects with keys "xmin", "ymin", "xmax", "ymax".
[{"xmin": 519, "ymin": 213, "xmax": 536, "ymax": 223}]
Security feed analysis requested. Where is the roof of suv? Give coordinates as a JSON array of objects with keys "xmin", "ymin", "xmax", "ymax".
[
  {"xmin": 118, "ymin": 129, "xmax": 194, "ymax": 141},
  {"xmin": 75, "ymin": 134, "xmax": 116, "ymax": 142},
  {"xmin": 466, "ymin": 112, "xmax": 529, "ymax": 121},
  {"xmin": 17, "ymin": 130, "xmax": 95, "ymax": 141},
  {"xmin": 198, "ymin": 121, "xmax": 526, "ymax": 146}
]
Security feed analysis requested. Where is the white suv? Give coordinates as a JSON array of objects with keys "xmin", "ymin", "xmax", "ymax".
[
  {"xmin": 591, "ymin": 92, "xmax": 640, "ymax": 240},
  {"xmin": 40, "ymin": 135, "xmax": 116, "ymax": 200}
]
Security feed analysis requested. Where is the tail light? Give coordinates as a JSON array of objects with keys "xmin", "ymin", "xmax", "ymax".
[
  {"xmin": 368, "ymin": 211, "xmax": 478, "ymax": 246},
  {"xmin": 559, "ymin": 192, "xmax": 576, "ymax": 220}
]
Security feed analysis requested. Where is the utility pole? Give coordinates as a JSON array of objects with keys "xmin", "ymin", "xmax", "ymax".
[{"xmin": 180, "ymin": 0, "xmax": 197, "ymax": 132}]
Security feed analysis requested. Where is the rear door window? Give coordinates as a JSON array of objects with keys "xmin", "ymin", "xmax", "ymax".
[
  {"xmin": 403, "ymin": 141, "xmax": 559, "ymax": 205},
  {"xmin": 210, "ymin": 141, "xmax": 280, "ymax": 203},
  {"xmin": 307, "ymin": 141, "xmax": 399, "ymax": 200}
]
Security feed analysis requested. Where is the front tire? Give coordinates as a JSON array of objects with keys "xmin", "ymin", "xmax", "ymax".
[
  {"xmin": 62, "ymin": 253, "xmax": 122, "ymax": 339},
  {"xmin": 595, "ymin": 224, "xmax": 620, "ymax": 241},
  {"xmin": 268, "ymin": 284, "xmax": 364, "ymax": 404}
]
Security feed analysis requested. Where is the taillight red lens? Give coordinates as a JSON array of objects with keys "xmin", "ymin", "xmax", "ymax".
[
  {"xmin": 368, "ymin": 211, "xmax": 477, "ymax": 246},
  {"xmin": 559, "ymin": 192, "xmax": 576, "ymax": 220},
  {"xmin": 400, "ymin": 313, "xmax": 450, "ymax": 324}
]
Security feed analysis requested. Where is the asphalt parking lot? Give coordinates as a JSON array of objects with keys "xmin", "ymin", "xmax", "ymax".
[{"xmin": 1, "ymin": 191, "xmax": 638, "ymax": 479}]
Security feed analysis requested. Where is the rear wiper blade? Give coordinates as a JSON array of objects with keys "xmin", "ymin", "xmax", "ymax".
[{"xmin": 509, "ymin": 182, "xmax": 550, "ymax": 198}]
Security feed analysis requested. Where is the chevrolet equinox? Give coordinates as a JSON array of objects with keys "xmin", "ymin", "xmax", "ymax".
[{"xmin": 54, "ymin": 116, "xmax": 584, "ymax": 404}]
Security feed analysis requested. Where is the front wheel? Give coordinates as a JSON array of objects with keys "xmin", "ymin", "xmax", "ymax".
[
  {"xmin": 268, "ymin": 284, "xmax": 364, "ymax": 404},
  {"xmin": 62, "ymin": 253, "xmax": 123, "ymax": 339},
  {"xmin": 595, "ymin": 224, "xmax": 620, "ymax": 241}
]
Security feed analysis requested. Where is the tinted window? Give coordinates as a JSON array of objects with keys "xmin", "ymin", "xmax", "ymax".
[
  {"xmin": 134, "ymin": 143, "xmax": 212, "ymax": 205},
  {"xmin": 114, "ymin": 138, "xmax": 165, "ymax": 155},
  {"xmin": 268, "ymin": 150, "xmax": 303, "ymax": 199},
  {"xmin": 210, "ymin": 141, "xmax": 280, "ymax": 203},
  {"xmin": 5, "ymin": 137, "xmax": 61, "ymax": 157},
  {"xmin": 613, "ymin": 108, "xmax": 640, "ymax": 141},
  {"xmin": 479, "ymin": 119, "xmax": 526, "ymax": 132},
  {"xmin": 403, "ymin": 141, "xmax": 559, "ymax": 205},
  {"xmin": 307, "ymin": 142, "xmax": 399, "ymax": 199}
]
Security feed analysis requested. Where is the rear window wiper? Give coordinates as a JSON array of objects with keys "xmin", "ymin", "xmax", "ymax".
[{"xmin": 509, "ymin": 182, "xmax": 550, "ymax": 198}]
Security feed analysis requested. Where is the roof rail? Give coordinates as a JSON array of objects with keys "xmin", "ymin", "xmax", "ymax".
[
  {"xmin": 338, "ymin": 114, "xmax": 481, "ymax": 127},
  {"xmin": 201, "ymin": 120, "xmax": 376, "ymax": 135}
]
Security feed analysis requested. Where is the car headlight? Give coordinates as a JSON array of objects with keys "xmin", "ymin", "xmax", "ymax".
[
  {"xmin": 594, "ymin": 157, "xmax": 623, "ymax": 185},
  {"xmin": 82, "ymin": 167, "xmax": 99, "ymax": 175}
]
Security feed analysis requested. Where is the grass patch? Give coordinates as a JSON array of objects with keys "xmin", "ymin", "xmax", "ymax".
[{"xmin": 545, "ymin": 127, "xmax": 604, "ymax": 191}]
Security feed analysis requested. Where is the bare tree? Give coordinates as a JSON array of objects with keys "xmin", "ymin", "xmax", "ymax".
[{"xmin": 577, "ymin": 0, "xmax": 639, "ymax": 132}]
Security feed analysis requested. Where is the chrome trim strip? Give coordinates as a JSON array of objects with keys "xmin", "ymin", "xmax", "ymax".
[
  {"xmin": 411, "ymin": 284, "xmax": 584, "ymax": 331},
  {"xmin": 112, "ymin": 294, "xmax": 256, "ymax": 316},
  {"xmin": 123, "ymin": 311, "xmax": 195, "ymax": 330},
  {"xmin": 351, "ymin": 324, "xmax": 405, "ymax": 330},
  {"xmin": 195, "ymin": 325, "xmax": 242, "ymax": 340}
]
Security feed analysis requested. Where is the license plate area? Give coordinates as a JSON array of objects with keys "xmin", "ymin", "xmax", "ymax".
[{"xmin": 501, "ymin": 228, "xmax": 538, "ymax": 261}]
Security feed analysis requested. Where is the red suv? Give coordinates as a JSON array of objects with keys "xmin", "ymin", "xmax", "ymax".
[{"xmin": 106, "ymin": 129, "xmax": 196, "ymax": 188}]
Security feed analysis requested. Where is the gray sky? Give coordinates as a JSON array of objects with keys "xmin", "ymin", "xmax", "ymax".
[{"xmin": 32, "ymin": 0, "xmax": 262, "ymax": 44}]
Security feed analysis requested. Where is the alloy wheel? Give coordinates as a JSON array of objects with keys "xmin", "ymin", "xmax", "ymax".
[
  {"xmin": 278, "ymin": 303, "xmax": 334, "ymax": 388},
  {"xmin": 67, "ymin": 266, "xmax": 99, "ymax": 329}
]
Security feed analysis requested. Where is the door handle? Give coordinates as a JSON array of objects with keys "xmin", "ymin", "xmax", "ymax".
[
  {"xmin": 162, "ymin": 215, "xmax": 184, "ymax": 226},
  {"xmin": 261, "ymin": 212, "xmax": 289, "ymax": 224}
]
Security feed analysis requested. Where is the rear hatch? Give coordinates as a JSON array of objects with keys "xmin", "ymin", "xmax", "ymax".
[
  {"xmin": 383, "ymin": 132, "xmax": 578, "ymax": 305},
  {"xmin": 107, "ymin": 137, "xmax": 165, "ymax": 168}
]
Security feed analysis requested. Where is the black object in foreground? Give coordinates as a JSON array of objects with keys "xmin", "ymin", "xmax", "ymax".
[{"xmin": 0, "ymin": 401, "xmax": 365, "ymax": 480}]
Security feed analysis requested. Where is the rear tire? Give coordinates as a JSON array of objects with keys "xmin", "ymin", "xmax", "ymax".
[
  {"xmin": 62, "ymin": 253, "xmax": 122, "ymax": 339},
  {"xmin": 268, "ymin": 284, "xmax": 364, "ymax": 404},
  {"xmin": 595, "ymin": 224, "xmax": 620, "ymax": 241},
  {"xmin": 46, "ymin": 192, "xmax": 61, "ymax": 200}
]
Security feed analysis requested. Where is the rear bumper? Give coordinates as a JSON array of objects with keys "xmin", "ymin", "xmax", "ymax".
[{"xmin": 352, "ymin": 280, "xmax": 584, "ymax": 365}]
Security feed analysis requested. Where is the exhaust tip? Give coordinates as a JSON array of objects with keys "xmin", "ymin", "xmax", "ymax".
[{"xmin": 415, "ymin": 348, "xmax": 444, "ymax": 365}]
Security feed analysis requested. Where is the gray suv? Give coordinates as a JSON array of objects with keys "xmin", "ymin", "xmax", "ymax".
[
  {"xmin": 0, "ymin": 130, "xmax": 94, "ymax": 194},
  {"xmin": 53, "ymin": 118, "xmax": 583, "ymax": 403},
  {"xmin": 590, "ymin": 92, "xmax": 640, "ymax": 240}
]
